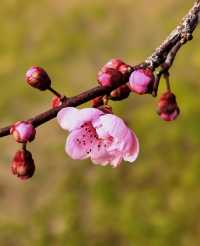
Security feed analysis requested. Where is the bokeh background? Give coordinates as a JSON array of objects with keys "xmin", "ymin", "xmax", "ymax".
[{"xmin": 0, "ymin": 0, "xmax": 200, "ymax": 245}]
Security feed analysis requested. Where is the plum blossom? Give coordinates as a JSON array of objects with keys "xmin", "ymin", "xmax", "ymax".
[{"xmin": 57, "ymin": 107, "xmax": 139, "ymax": 167}]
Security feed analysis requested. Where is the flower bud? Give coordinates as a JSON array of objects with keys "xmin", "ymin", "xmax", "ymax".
[
  {"xmin": 11, "ymin": 150, "xmax": 35, "ymax": 180},
  {"xmin": 157, "ymin": 91, "xmax": 180, "ymax": 121},
  {"xmin": 103, "ymin": 59, "xmax": 132, "ymax": 78},
  {"xmin": 129, "ymin": 68, "xmax": 155, "ymax": 94},
  {"xmin": 110, "ymin": 84, "xmax": 131, "ymax": 101},
  {"xmin": 10, "ymin": 121, "xmax": 36, "ymax": 143},
  {"xmin": 104, "ymin": 58, "xmax": 126, "ymax": 70},
  {"xmin": 97, "ymin": 68, "xmax": 122, "ymax": 87},
  {"xmin": 51, "ymin": 96, "xmax": 62, "ymax": 108},
  {"xmin": 91, "ymin": 96, "xmax": 104, "ymax": 108},
  {"xmin": 118, "ymin": 63, "xmax": 132, "ymax": 75},
  {"xmin": 26, "ymin": 66, "xmax": 51, "ymax": 90}
]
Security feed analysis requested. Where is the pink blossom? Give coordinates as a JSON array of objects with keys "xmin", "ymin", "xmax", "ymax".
[{"xmin": 57, "ymin": 107, "xmax": 139, "ymax": 167}]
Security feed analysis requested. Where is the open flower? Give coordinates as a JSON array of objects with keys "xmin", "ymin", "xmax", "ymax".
[{"xmin": 57, "ymin": 107, "xmax": 139, "ymax": 167}]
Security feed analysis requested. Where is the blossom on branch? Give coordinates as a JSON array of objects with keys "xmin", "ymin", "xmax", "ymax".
[{"xmin": 57, "ymin": 107, "xmax": 139, "ymax": 167}]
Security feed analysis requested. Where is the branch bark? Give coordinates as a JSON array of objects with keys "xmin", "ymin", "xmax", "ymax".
[{"xmin": 0, "ymin": 0, "xmax": 200, "ymax": 138}]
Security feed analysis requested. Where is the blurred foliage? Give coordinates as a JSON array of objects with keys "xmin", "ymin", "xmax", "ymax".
[{"xmin": 0, "ymin": 0, "xmax": 200, "ymax": 245}]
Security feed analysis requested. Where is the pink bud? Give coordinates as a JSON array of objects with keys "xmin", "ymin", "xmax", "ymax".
[
  {"xmin": 11, "ymin": 150, "xmax": 35, "ymax": 180},
  {"xmin": 110, "ymin": 84, "xmax": 131, "ymax": 101},
  {"xmin": 104, "ymin": 58, "xmax": 126, "ymax": 70},
  {"xmin": 51, "ymin": 96, "xmax": 62, "ymax": 108},
  {"xmin": 97, "ymin": 68, "xmax": 122, "ymax": 87},
  {"xmin": 10, "ymin": 121, "xmax": 36, "ymax": 143},
  {"xmin": 103, "ymin": 58, "xmax": 132, "ymax": 76},
  {"xmin": 118, "ymin": 63, "xmax": 132, "ymax": 75},
  {"xmin": 157, "ymin": 91, "xmax": 180, "ymax": 121},
  {"xmin": 26, "ymin": 66, "xmax": 51, "ymax": 90},
  {"xmin": 129, "ymin": 68, "xmax": 155, "ymax": 94}
]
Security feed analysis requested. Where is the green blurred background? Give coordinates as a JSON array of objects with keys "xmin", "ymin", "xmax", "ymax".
[{"xmin": 0, "ymin": 0, "xmax": 200, "ymax": 245}]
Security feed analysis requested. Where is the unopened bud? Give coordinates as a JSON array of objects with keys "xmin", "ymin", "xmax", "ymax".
[
  {"xmin": 26, "ymin": 66, "xmax": 51, "ymax": 90},
  {"xmin": 11, "ymin": 150, "xmax": 35, "ymax": 180},
  {"xmin": 129, "ymin": 68, "xmax": 155, "ymax": 94},
  {"xmin": 97, "ymin": 68, "xmax": 122, "ymax": 87},
  {"xmin": 10, "ymin": 121, "xmax": 36, "ymax": 143},
  {"xmin": 104, "ymin": 58, "xmax": 126, "ymax": 70},
  {"xmin": 157, "ymin": 91, "xmax": 180, "ymax": 121}
]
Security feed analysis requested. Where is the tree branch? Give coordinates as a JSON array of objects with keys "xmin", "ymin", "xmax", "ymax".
[{"xmin": 0, "ymin": 0, "xmax": 200, "ymax": 138}]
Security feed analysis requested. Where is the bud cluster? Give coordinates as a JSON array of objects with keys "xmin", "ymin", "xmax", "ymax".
[
  {"xmin": 97, "ymin": 59, "xmax": 132, "ymax": 87},
  {"xmin": 97, "ymin": 59, "xmax": 132, "ymax": 101}
]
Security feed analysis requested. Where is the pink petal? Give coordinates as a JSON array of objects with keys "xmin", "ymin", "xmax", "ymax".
[
  {"xmin": 93, "ymin": 114, "xmax": 129, "ymax": 139},
  {"xmin": 105, "ymin": 127, "xmax": 139, "ymax": 163},
  {"xmin": 91, "ymin": 140, "xmax": 124, "ymax": 167},
  {"xmin": 65, "ymin": 126, "xmax": 98, "ymax": 160},
  {"xmin": 65, "ymin": 130, "xmax": 88, "ymax": 159},
  {"xmin": 91, "ymin": 157, "xmax": 110, "ymax": 166},
  {"xmin": 91, "ymin": 117, "xmax": 110, "ymax": 139},
  {"xmin": 79, "ymin": 108, "xmax": 104, "ymax": 124},
  {"xmin": 123, "ymin": 130, "xmax": 139, "ymax": 162},
  {"xmin": 57, "ymin": 107, "xmax": 103, "ymax": 131},
  {"xmin": 57, "ymin": 107, "xmax": 80, "ymax": 131},
  {"xmin": 90, "ymin": 140, "xmax": 112, "ymax": 166},
  {"xmin": 93, "ymin": 113, "xmax": 140, "ymax": 165},
  {"xmin": 110, "ymin": 153, "xmax": 123, "ymax": 167}
]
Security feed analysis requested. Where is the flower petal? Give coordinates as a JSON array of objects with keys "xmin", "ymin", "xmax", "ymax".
[
  {"xmin": 123, "ymin": 130, "xmax": 139, "ymax": 162},
  {"xmin": 65, "ymin": 126, "xmax": 98, "ymax": 160},
  {"xmin": 90, "ymin": 140, "xmax": 112, "ymax": 166},
  {"xmin": 79, "ymin": 108, "xmax": 104, "ymax": 124},
  {"xmin": 57, "ymin": 107, "xmax": 103, "ymax": 132},
  {"xmin": 57, "ymin": 107, "xmax": 80, "ymax": 131},
  {"xmin": 110, "ymin": 153, "xmax": 123, "ymax": 167},
  {"xmin": 94, "ymin": 114, "xmax": 129, "ymax": 139}
]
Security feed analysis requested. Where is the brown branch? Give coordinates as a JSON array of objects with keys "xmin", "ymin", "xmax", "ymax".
[
  {"xmin": 0, "ymin": 0, "xmax": 200, "ymax": 138},
  {"xmin": 152, "ymin": 40, "xmax": 183, "ymax": 97}
]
